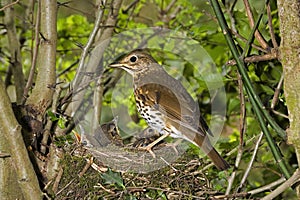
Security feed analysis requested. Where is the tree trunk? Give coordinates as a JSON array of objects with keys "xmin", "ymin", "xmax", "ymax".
[
  {"xmin": 0, "ymin": 79, "xmax": 42, "ymax": 199},
  {"xmin": 277, "ymin": 0, "xmax": 300, "ymax": 196},
  {"xmin": 26, "ymin": 0, "xmax": 57, "ymax": 116}
]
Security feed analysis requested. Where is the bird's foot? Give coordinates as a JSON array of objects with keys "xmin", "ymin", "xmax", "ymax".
[
  {"xmin": 137, "ymin": 145, "xmax": 157, "ymax": 158},
  {"xmin": 164, "ymin": 139, "xmax": 182, "ymax": 155}
]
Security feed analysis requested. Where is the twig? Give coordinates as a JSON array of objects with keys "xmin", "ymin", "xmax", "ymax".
[
  {"xmin": 236, "ymin": 132, "xmax": 264, "ymax": 192},
  {"xmin": 22, "ymin": 0, "xmax": 41, "ymax": 104},
  {"xmin": 146, "ymin": 186, "xmax": 212, "ymax": 199},
  {"xmin": 237, "ymin": 72, "xmax": 246, "ymax": 148},
  {"xmin": 230, "ymin": 29, "xmax": 267, "ymax": 53},
  {"xmin": 242, "ymin": 6, "xmax": 268, "ymax": 58},
  {"xmin": 271, "ymin": 74, "xmax": 284, "ymax": 109},
  {"xmin": 160, "ymin": 156, "xmax": 178, "ymax": 171},
  {"xmin": 271, "ymin": 110, "xmax": 288, "ymax": 119},
  {"xmin": 210, "ymin": 0, "xmax": 290, "ymax": 179},
  {"xmin": 72, "ymin": 0, "xmax": 107, "ymax": 86},
  {"xmin": 269, "ymin": 73, "xmax": 288, "ymax": 118},
  {"xmin": 92, "ymin": 73, "xmax": 104, "ymax": 132},
  {"xmin": 164, "ymin": 0, "xmax": 176, "ymax": 13},
  {"xmin": 227, "ymin": 0, "xmax": 238, "ymax": 33},
  {"xmin": 122, "ymin": 0, "xmax": 139, "ymax": 13},
  {"xmin": 226, "ymin": 72, "xmax": 246, "ymax": 195},
  {"xmin": 4, "ymin": 0, "xmax": 25, "ymax": 104},
  {"xmin": 243, "ymin": 0, "xmax": 269, "ymax": 50},
  {"xmin": 56, "ymin": 60, "xmax": 79, "ymax": 78},
  {"xmin": 57, "ymin": 1, "xmax": 94, "ymax": 19},
  {"xmin": 226, "ymin": 49, "xmax": 278, "ymax": 66},
  {"xmin": 220, "ymin": 177, "xmax": 287, "ymax": 197},
  {"xmin": 95, "ymin": 183, "xmax": 115, "ymax": 194},
  {"xmin": 266, "ymin": 2, "xmax": 278, "ymax": 48},
  {"xmin": 213, "ymin": 192, "xmax": 249, "ymax": 199},
  {"xmin": 52, "ymin": 167, "xmax": 63, "ymax": 193},
  {"xmin": 78, "ymin": 157, "xmax": 93, "ymax": 177},
  {"xmin": 196, "ymin": 135, "xmax": 259, "ymax": 174},
  {"xmin": 0, "ymin": 0, "xmax": 20, "ymax": 11},
  {"xmin": 248, "ymin": 176, "xmax": 285, "ymax": 195},
  {"xmin": 41, "ymin": 84, "xmax": 62, "ymax": 154},
  {"xmin": 261, "ymin": 169, "xmax": 300, "ymax": 200},
  {"xmin": 55, "ymin": 178, "xmax": 75, "ymax": 196},
  {"xmin": 90, "ymin": 160, "xmax": 108, "ymax": 173}
]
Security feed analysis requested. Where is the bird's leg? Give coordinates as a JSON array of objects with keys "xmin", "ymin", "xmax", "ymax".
[
  {"xmin": 138, "ymin": 133, "xmax": 170, "ymax": 158},
  {"xmin": 164, "ymin": 139, "xmax": 183, "ymax": 155}
]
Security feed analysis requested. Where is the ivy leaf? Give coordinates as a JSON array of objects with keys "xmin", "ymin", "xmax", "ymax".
[{"xmin": 101, "ymin": 168, "xmax": 125, "ymax": 190}]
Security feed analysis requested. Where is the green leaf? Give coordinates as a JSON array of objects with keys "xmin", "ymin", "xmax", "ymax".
[
  {"xmin": 101, "ymin": 168, "xmax": 125, "ymax": 190},
  {"xmin": 58, "ymin": 117, "xmax": 66, "ymax": 129},
  {"xmin": 47, "ymin": 110, "xmax": 58, "ymax": 121}
]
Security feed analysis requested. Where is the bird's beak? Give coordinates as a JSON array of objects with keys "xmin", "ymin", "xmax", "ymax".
[{"xmin": 109, "ymin": 62, "xmax": 123, "ymax": 68}]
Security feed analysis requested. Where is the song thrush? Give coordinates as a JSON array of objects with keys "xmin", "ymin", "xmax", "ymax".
[{"xmin": 110, "ymin": 49, "xmax": 230, "ymax": 170}]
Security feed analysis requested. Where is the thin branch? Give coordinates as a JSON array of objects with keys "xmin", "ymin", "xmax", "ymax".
[
  {"xmin": 226, "ymin": 72, "xmax": 246, "ymax": 194},
  {"xmin": 0, "ymin": 0, "xmax": 20, "ymax": 11},
  {"xmin": 55, "ymin": 179, "xmax": 75, "ymax": 196},
  {"xmin": 261, "ymin": 169, "xmax": 300, "ymax": 200},
  {"xmin": 196, "ymin": 135, "xmax": 259, "ymax": 174},
  {"xmin": 226, "ymin": 48, "xmax": 279, "ymax": 66},
  {"xmin": 271, "ymin": 109, "xmax": 288, "ymax": 119},
  {"xmin": 122, "ymin": 0, "xmax": 139, "ymax": 13},
  {"xmin": 40, "ymin": 84, "xmax": 62, "ymax": 154},
  {"xmin": 52, "ymin": 167, "xmax": 63, "ymax": 193},
  {"xmin": 209, "ymin": 0, "xmax": 291, "ymax": 179},
  {"xmin": 216, "ymin": 176, "xmax": 288, "ymax": 199},
  {"xmin": 213, "ymin": 192, "xmax": 249, "ymax": 199},
  {"xmin": 243, "ymin": 0, "xmax": 269, "ymax": 50},
  {"xmin": 236, "ymin": 132, "xmax": 264, "ymax": 192},
  {"xmin": 226, "ymin": 0, "xmax": 238, "ymax": 33},
  {"xmin": 57, "ymin": 1, "xmax": 94, "ymax": 19},
  {"xmin": 4, "ymin": 0, "xmax": 25, "ymax": 104},
  {"xmin": 56, "ymin": 60, "xmax": 79, "ymax": 78},
  {"xmin": 72, "ymin": 0, "xmax": 106, "ymax": 87},
  {"xmin": 164, "ymin": 0, "xmax": 176, "ymax": 13},
  {"xmin": 271, "ymin": 74, "xmax": 284, "ymax": 109},
  {"xmin": 267, "ymin": 2, "xmax": 278, "ymax": 48},
  {"xmin": 78, "ymin": 157, "xmax": 93, "ymax": 177},
  {"xmin": 242, "ymin": 5, "xmax": 266, "ymax": 58},
  {"xmin": 23, "ymin": 0, "xmax": 41, "ymax": 104},
  {"xmin": 230, "ymin": 29, "xmax": 267, "ymax": 53},
  {"xmin": 248, "ymin": 177, "xmax": 285, "ymax": 195}
]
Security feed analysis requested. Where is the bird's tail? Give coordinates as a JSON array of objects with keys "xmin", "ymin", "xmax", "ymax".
[
  {"xmin": 186, "ymin": 130, "xmax": 230, "ymax": 170},
  {"xmin": 207, "ymin": 148, "xmax": 230, "ymax": 170}
]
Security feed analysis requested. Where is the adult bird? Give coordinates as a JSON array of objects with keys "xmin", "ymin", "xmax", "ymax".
[{"xmin": 110, "ymin": 49, "xmax": 229, "ymax": 170}]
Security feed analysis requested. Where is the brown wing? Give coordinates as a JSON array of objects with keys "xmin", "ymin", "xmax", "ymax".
[{"xmin": 135, "ymin": 83, "xmax": 201, "ymax": 135}]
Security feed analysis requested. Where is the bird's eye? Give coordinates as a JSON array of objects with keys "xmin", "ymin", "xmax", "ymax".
[{"xmin": 129, "ymin": 55, "xmax": 138, "ymax": 63}]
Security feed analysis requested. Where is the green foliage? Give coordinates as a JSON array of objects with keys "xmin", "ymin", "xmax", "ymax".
[
  {"xmin": 101, "ymin": 168, "xmax": 126, "ymax": 190},
  {"xmin": 47, "ymin": 110, "xmax": 66, "ymax": 129},
  {"xmin": 57, "ymin": 15, "xmax": 92, "ymax": 52},
  {"xmin": 1, "ymin": 0, "xmax": 296, "ymax": 199},
  {"xmin": 145, "ymin": 189, "xmax": 167, "ymax": 200}
]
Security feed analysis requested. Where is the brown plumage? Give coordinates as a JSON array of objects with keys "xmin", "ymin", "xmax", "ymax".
[{"xmin": 110, "ymin": 49, "xmax": 229, "ymax": 170}]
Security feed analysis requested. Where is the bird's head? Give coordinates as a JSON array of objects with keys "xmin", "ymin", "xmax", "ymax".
[{"xmin": 110, "ymin": 49, "xmax": 158, "ymax": 75}]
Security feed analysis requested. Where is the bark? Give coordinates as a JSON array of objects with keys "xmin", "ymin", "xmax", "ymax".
[
  {"xmin": 63, "ymin": 0, "xmax": 122, "ymax": 124},
  {"xmin": 3, "ymin": 0, "xmax": 25, "ymax": 104},
  {"xmin": 0, "ymin": 120, "xmax": 23, "ymax": 199},
  {"xmin": 0, "ymin": 79, "xmax": 42, "ymax": 199},
  {"xmin": 277, "ymin": 0, "xmax": 300, "ymax": 197},
  {"xmin": 26, "ymin": 0, "xmax": 57, "ymax": 116}
]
